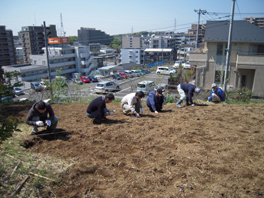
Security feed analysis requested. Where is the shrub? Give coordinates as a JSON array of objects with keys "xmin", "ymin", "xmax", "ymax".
[{"xmin": 0, "ymin": 116, "xmax": 22, "ymax": 142}]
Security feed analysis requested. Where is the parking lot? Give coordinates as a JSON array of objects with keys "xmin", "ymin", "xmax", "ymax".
[{"xmin": 14, "ymin": 71, "xmax": 175, "ymax": 102}]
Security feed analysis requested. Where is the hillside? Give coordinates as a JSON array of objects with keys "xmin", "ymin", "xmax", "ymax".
[{"xmin": 1, "ymin": 102, "xmax": 264, "ymax": 197}]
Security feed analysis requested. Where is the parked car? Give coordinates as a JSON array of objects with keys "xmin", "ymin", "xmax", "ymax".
[
  {"xmin": 142, "ymin": 68, "xmax": 151, "ymax": 74},
  {"xmin": 88, "ymin": 76, "xmax": 99, "ymax": 82},
  {"xmin": 138, "ymin": 70, "xmax": 147, "ymax": 75},
  {"xmin": 0, "ymin": 95, "xmax": 14, "ymax": 102},
  {"xmin": 112, "ymin": 74, "xmax": 123, "ymax": 80},
  {"xmin": 95, "ymin": 81, "xmax": 120, "ymax": 94},
  {"xmin": 182, "ymin": 61, "xmax": 191, "ymax": 69},
  {"xmin": 119, "ymin": 72, "xmax": 128, "ymax": 79},
  {"xmin": 124, "ymin": 70, "xmax": 134, "ymax": 78},
  {"xmin": 40, "ymin": 81, "xmax": 48, "ymax": 90},
  {"xmin": 13, "ymin": 87, "xmax": 24, "ymax": 95},
  {"xmin": 131, "ymin": 70, "xmax": 141, "ymax": 77},
  {"xmin": 137, "ymin": 81, "xmax": 156, "ymax": 95},
  {"xmin": 156, "ymin": 66, "xmax": 176, "ymax": 75},
  {"xmin": 30, "ymin": 82, "xmax": 42, "ymax": 91},
  {"xmin": 72, "ymin": 78, "xmax": 83, "ymax": 85},
  {"xmin": 173, "ymin": 60, "xmax": 183, "ymax": 68},
  {"xmin": 80, "ymin": 76, "xmax": 90, "ymax": 83}
]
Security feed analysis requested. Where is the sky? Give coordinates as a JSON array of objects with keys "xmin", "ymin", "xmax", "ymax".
[{"xmin": 1, "ymin": 0, "xmax": 264, "ymax": 36}]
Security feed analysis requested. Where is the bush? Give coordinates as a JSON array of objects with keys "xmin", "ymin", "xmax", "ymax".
[
  {"xmin": 0, "ymin": 116, "xmax": 22, "ymax": 142},
  {"xmin": 226, "ymin": 87, "xmax": 253, "ymax": 103}
]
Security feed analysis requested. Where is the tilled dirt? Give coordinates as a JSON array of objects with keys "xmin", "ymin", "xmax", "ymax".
[{"xmin": 2, "ymin": 102, "xmax": 264, "ymax": 197}]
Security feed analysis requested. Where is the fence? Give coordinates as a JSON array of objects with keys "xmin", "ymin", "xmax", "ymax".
[{"xmin": 147, "ymin": 61, "xmax": 164, "ymax": 68}]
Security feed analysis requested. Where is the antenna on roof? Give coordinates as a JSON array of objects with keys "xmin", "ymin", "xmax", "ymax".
[{"xmin": 60, "ymin": 13, "xmax": 65, "ymax": 37}]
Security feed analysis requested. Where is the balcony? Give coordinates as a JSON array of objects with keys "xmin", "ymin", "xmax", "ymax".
[
  {"xmin": 237, "ymin": 54, "xmax": 264, "ymax": 68},
  {"xmin": 50, "ymin": 61, "xmax": 76, "ymax": 67}
]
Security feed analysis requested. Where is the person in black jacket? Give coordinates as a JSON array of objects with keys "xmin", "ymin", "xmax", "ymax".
[
  {"xmin": 26, "ymin": 101, "xmax": 59, "ymax": 134},
  {"xmin": 86, "ymin": 93, "xmax": 115, "ymax": 124},
  {"xmin": 176, "ymin": 83, "xmax": 201, "ymax": 107}
]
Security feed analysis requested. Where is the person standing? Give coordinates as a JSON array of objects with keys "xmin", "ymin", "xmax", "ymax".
[
  {"xmin": 208, "ymin": 83, "xmax": 226, "ymax": 102},
  {"xmin": 121, "ymin": 91, "xmax": 145, "ymax": 118},
  {"xmin": 86, "ymin": 93, "xmax": 115, "ymax": 124},
  {"xmin": 176, "ymin": 83, "xmax": 201, "ymax": 107},
  {"xmin": 146, "ymin": 89, "xmax": 166, "ymax": 114},
  {"xmin": 26, "ymin": 101, "xmax": 59, "ymax": 135}
]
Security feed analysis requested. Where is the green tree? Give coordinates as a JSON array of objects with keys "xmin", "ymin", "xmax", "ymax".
[
  {"xmin": 69, "ymin": 36, "xmax": 78, "ymax": 45},
  {"xmin": 109, "ymin": 38, "xmax": 122, "ymax": 53}
]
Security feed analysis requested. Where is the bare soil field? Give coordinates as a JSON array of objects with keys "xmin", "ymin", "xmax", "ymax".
[{"xmin": 1, "ymin": 101, "xmax": 264, "ymax": 197}]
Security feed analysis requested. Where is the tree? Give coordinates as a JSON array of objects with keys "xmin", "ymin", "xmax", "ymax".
[
  {"xmin": 109, "ymin": 38, "xmax": 122, "ymax": 53},
  {"xmin": 69, "ymin": 36, "xmax": 78, "ymax": 45}
]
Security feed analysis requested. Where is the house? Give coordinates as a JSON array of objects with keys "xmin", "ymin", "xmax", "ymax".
[
  {"xmin": 177, "ymin": 44, "xmax": 195, "ymax": 61},
  {"xmin": 189, "ymin": 20, "xmax": 264, "ymax": 97}
]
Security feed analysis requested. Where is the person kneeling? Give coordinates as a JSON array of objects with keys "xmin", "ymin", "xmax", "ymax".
[
  {"xmin": 121, "ymin": 91, "xmax": 145, "ymax": 118},
  {"xmin": 26, "ymin": 101, "xmax": 59, "ymax": 135},
  {"xmin": 86, "ymin": 93, "xmax": 115, "ymax": 124},
  {"xmin": 146, "ymin": 89, "xmax": 166, "ymax": 114}
]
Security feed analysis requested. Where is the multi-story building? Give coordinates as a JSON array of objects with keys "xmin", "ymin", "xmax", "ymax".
[
  {"xmin": 189, "ymin": 20, "xmax": 264, "ymax": 97},
  {"xmin": 89, "ymin": 43, "xmax": 101, "ymax": 52},
  {"xmin": 144, "ymin": 48, "xmax": 173, "ymax": 64},
  {"xmin": 2, "ymin": 41, "xmax": 97, "ymax": 82},
  {"xmin": 16, "ymin": 47, "xmax": 24, "ymax": 64},
  {"xmin": 0, "ymin": 26, "xmax": 16, "ymax": 66},
  {"xmin": 18, "ymin": 25, "xmax": 57, "ymax": 63},
  {"xmin": 243, "ymin": 17, "xmax": 264, "ymax": 29},
  {"xmin": 177, "ymin": 44, "xmax": 195, "ymax": 61},
  {"xmin": 122, "ymin": 36, "xmax": 142, "ymax": 48},
  {"xmin": 78, "ymin": 27, "xmax": 113, "ymax": 46},
  {"xmin": 184, "ymin": 24, "xmax": 206, "ymax": 46}
]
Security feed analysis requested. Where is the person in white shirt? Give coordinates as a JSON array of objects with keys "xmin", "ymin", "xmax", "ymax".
[{"xmin": 121, "ymin": 91, "xmax": 145, "ymax": 118}]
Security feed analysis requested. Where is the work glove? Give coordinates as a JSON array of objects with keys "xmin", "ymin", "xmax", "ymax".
[
  {"xmin": 141, "ymin": 108, "xmax": 144, "ymax": 114},
  {"xmin": 45, "ymin": 120, "xmax": 51, "ymax": 126},
  {"xmin": 35, "ymin": 121, "xmax": 44, "ymax": 126},
  {"xmin": 109, "ymin": 110, "xmax": 115, "ymax": 115},
  {"xmin": 192, "ymin": 104, "xmax": 195, "ymax": 106}
]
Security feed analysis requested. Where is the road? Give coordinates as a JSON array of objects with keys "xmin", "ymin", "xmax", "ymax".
[{"xmin": 14, "ymin": 71, "xmax": 174, "ymax": 102}]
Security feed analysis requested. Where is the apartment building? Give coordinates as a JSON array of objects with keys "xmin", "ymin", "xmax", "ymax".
[
  {"xmin": 78, "ymin": 27, "xmax": 113, "ymax": 46},
  {"xmin": 144, "ymin": 48, "xmax": 173, "ymax": 64},
  {"xmin": 243, "ymin": 17, "xmax": 264, "ymax": 29},
  {"xmin": 2, "ymin": 44, "xmax": 96, "ymax": 82},
  {"xmin": 177, "ymin": 44, "xmax": 195, "ymax": 61},
  {"xmin": 89, "ymin": 43, "xmax": 101, "ymax": 52},
  {"xmin": 0, "ymin": 26, "xmax": 16, "ymax": 66},
  {"xmin": 184, "ymin": 24, "xmax": 206, "ymax": 45},
  {"xmin": 189, "ymin": 20, "xmax": 264, "ymax": 97},
  {"xmin": 18, "ymin": 25, "xmax": 57, "ymax": 63},
  {"xmin": 122, "ymin": 36, "xmax": 142, "ymax": 48},
  {"xmin": 148, "ymin": 33, "xmax": 185, "ymax": 50}
]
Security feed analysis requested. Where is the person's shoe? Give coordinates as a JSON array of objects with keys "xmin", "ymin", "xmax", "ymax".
[
  {"xmin": 176, "ymin": 104, "xmax": 182, "ymax": 108},
  {"xmin": 122, "ymin": 110, "xmax": 128, "ymax": 115},
  {"xmin": 93, "ymin": 120, "xmax": 101, "ymax": 125},
  {"xmin": 31, "ymin": 131, "xmax": 37, "ymax": 135}
]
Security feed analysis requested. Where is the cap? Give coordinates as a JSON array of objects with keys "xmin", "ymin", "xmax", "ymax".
[
  {"xmin": 195, "ymin": 87, "xmax": 201, "ymax": 93},
  {"xmin": 211, "ymin": 83, "xmax": 217, "ymax": 88},
  {"xmin": 156, "ymin": 89, "xmax": 163, "ymax": 96}
]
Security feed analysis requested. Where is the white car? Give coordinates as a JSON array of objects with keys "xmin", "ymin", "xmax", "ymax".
[
  {"xmin": 182, "ymin": 61, "xmax": 191, "ymax": 69},
  {"xmin": 13, "ymin": 87, "xmax": 24, "ymax": 95},
  {"xmin": 156, "ymin": 66, "xmax": 176, "ymax": 75},
  {"xmin": 173, "ymin": 60, "xmax": 183, "ymax": 68}
]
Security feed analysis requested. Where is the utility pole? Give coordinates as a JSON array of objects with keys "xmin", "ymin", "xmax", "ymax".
[
  {"xmin": 194, "ymin": 9, "xmax": 207, "ymax": 49},
  {"xmin": 43, "ymin": 21, "xmax": 51, "ymax": 83},
  {"xmin": 223, "ymin": 0, "xmax": 235, "ymax": 92}
]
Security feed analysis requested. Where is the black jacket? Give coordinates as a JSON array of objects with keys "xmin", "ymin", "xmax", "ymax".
[
  {"xmin": 87, "ymin": 96, "xmax": 106, "ymax": 117},
  {"xmin": 25, "ymin": 101, "xmax": 55, "ymax": 126}
]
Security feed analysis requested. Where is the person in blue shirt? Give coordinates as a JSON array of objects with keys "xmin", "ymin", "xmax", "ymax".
[
  {"xmin": 146, "ymin": 89, "xmax": 166, "ymax": 114},
  {"xmin": 208, "ymin": 83, "xmax": 226, "ymax": 102},
  {"xmin": 176, "ymin": 83, "xmax": 201, "ymax": 108}
]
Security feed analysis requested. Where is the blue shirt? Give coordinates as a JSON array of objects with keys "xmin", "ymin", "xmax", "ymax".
[
  {"xmin": 146, "ymin": 91, "xmax": 166, "ymax": 111},
  {"xmin": 208, "ymin": 87, "xmax": 226, "ymax": 102},
  {"xmin": 180, "ymin": 83, "xmax": 196, "ymax": 104}
]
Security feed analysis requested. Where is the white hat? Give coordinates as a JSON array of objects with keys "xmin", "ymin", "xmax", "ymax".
[{"xmin": 211, "ymin": 83, "xmax": 217, "ymax": 88}]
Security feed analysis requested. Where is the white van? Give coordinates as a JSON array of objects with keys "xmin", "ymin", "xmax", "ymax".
[{"xmin": 137, "ymin": 80, "xmax": 156, "ymax": 95}]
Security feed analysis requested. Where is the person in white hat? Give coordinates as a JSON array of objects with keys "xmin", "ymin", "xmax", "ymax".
[
  {"xmin": 176, "ymin": 83, "xmax": 201, "ymax": 108},
  {"xmin": 208, "ymin": 83, "xmax": 226, "ymax": 102}
]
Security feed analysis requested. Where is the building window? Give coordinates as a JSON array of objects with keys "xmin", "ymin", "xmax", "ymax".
[
  {"xmin": 42, "ymin": 61, "xmax": 46, "ymax": 65},
  {"xmin": 34, "ymin": 60, "xmax": 37, "ymax": 64}
]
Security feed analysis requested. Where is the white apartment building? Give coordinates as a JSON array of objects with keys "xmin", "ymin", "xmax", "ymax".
[
  {"xmin": 2, "ymin": 45, "xmax": 96, "ymax": 83},
  {"xmin": 177, "ymin": 44, "xmax": 195, "ymax": 61},
  {"xmin": 121, "ymin": 48, "xmax": 144, "ymax": 64}
]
